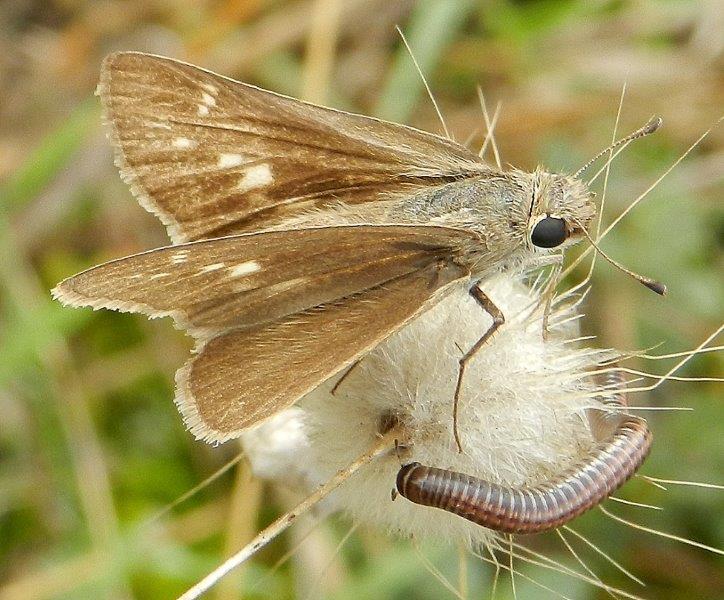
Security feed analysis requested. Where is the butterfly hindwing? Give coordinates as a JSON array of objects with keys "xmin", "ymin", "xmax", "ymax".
[{"xmin": 176, "ymin": 262, "xmax": 466, "ymax": 443}]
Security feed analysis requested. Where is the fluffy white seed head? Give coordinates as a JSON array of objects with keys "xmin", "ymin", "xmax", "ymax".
[{"xmin": 241, "ymin": 273, "xmax": 616, "ymax": 546}]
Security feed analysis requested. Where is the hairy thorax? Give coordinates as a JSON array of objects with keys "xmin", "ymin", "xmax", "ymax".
[{"xmin": 274, "ymin": 173, "xmax": 537, "ymax": 281}]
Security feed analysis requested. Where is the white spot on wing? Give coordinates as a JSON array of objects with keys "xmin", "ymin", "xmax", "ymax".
[
  {"xmin": 237, "ymin": 164, "xmax": 273, "ymax": 193},
  {"xmin": 218, "ymin": 153, "xmax": 245, "ymax": 168},
  {"xmin": 228, "ymin": 261, "xmax": 262, "ymax": 277},
  {"xmin": 171, "ymin": 251, "xmax": 189, "ymax": 264},
  {"xmin": 199, "ymin": 262, "xmax": 225, "ymax": 273},
  {"xmin": 150, "ymin": 272, "xmax": 170, "ymax": 280},
  {"xmin": 173, "ymin": 137, "xmax": 196, "ymax": 150},
  {"xmin": 201, "ymin": 91, "xmax": 216, "ymax": 107},
  {"xmin": 197, "ymin": 90, "xmax": 217, "ymax": 116},
  {"xmin": 201, "ymin": 83, "xmax": 219, "ymax": 95},
  {"xmin": 267, "ymin": 277, "xmax": 306, "ymax": 293}
]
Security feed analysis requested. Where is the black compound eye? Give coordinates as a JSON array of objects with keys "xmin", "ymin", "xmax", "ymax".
[{"xmin": 531, "ymin": 216, "xmax": 567, "ymax": 248}]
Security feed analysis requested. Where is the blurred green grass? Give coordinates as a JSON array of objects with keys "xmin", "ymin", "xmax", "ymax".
[{"xmin": 1, "ymin": 1, "xmax": 722, "ymax": 599}]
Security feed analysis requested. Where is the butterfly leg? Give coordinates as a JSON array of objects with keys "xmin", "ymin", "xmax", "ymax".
[
  {"xmin": 540, "ymin": 264, "xmax": 562, "ymax": 340},
  {"xmin": 331, "ymin": 359, "xmax": 362, "ymax": 396},
  {"xmin": 453, "ymin": 285, "xmax": 505, "ymax": 453}
]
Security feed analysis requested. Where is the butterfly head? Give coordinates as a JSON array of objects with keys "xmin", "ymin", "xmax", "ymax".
[
  {"xmin": 515, "ymin": 116, "xmax": 663, "ymax": 255},
  {"xmin": 523, "ymin": 167, "xmax": 596, "ymax": 253},
  {"xmin": 520, "ymin": 165, "xmax": 666, "ymax": 295}
]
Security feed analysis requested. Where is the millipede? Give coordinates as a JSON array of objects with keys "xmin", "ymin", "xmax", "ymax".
[{"xmin": 396, "ymin": 370, "xmax": 652, "ymax": 534}]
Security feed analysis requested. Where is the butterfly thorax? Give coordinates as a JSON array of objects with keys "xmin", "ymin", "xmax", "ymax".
[{"xmin": 388, "ymin": 168, "xmax": 596, "ymax": 279}]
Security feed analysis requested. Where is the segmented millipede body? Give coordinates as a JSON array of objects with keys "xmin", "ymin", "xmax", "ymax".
[{"xmin": 396, "ymin": 370, "xmax": 652, "ymax": 534}]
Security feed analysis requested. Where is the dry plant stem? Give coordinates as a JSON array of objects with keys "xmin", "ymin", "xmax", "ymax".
[
  {"xmin": 642, "ymin": 476, "xmax": 723, "ymax": 490},
  {"xmin": 508, "ymin": 535, "xmax": 643, "ymax": 594},
  {"xmin": 567, "ymin": 83, "xmax": 626, "ymax": 304},
  {"xmin": 457, "ymin": 543, "xmax": 468, "ymax": 600},
  {"xmin": 412, "ymin": 541, "xmax": 464, "ymax": 599},
  {"xmin": 145, "ymin": 452, "xmax": 245, "ymax": 525},
  {"xmin": 605, "ymin": 325, "xmax": 723, "ymax": 398},
  {"xmin": 489, "ymin": 541, "xmax": 644, "ymax": 600},
  {"xmin": 396, "ymin": 25, "xmax": 451, "ymax": 139},
  {"xmin": 508, "ymin": 535, "xmax": 517, "ymax": 599},
  {"xmin": 476, "ymin": 88, "xmax": 502, "ymax": 169},
  {"xmin": 554, "ymin": 529, "xmax": 609, "ymax": 596},
  {"xmin": 215, "ymin": 454, "xmax": 264, "ymax": 600},
  {"xmin": 178, "ymin": 428, "xmax": 402, "ymax": 600},
  {"xmin": 599, "ymin": 506, "xmax": 724, "ymax": 556},
  {"xmin": 301, "ymin": 0, "xmax": 343, "ymax": 104},
  {"xmin": 0, "ymin": 222, "xmax": 132, "ymax": 597}
]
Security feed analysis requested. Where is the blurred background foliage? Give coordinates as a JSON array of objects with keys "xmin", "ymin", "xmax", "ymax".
[{"xmin": 0, "ymin": 0, "xmax": 722, "ymax": 598}]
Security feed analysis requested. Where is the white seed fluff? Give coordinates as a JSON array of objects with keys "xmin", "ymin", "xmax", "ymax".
[{"xmin": 241, "ymin": 273, "xmax": 614, "ymax": 546}]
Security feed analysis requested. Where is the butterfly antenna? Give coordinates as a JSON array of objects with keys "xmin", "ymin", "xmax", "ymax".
[
  {"xmin": 395, "ymin": 25, "xmax": 451, "ymax": 140},
  {"xmin": 576, "ymin": 221, "xmax": 667, "ymax": 296},
  {"xmin": 574, "ymin": 116, "xmax": 662, "ymax": 179}
]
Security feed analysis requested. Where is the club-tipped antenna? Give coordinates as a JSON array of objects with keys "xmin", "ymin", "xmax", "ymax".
[
  {"xmin": 573, "ymin": 116, "xmax": 663, "ymax": 180},
  {"xmin": 575, "ymin": 221, "xmax": 667, "ymax": 296}
]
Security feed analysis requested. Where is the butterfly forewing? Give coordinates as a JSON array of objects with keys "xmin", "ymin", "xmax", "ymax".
[
  {"xmin": 52, "ymin": 225, "xmax": 474, "ymax": 336},
  {"xmin": 99, "ymin": 52, "xmax": 486, "ymax": 242},
  {"xmin": 177, "ymin": 263, "xmax": 466, "ymax": 443}
]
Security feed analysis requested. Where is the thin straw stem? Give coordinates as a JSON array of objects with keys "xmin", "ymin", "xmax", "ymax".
[{"xmin": 177, "ymin": 428, "xmax": 401, "ymax": 600}]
